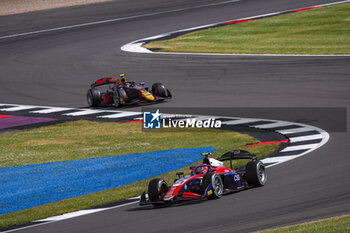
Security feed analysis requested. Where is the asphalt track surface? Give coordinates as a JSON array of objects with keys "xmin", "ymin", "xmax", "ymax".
[{"xmin": 0, "ymin": 0, "xmax": 350, "ymax": 232}]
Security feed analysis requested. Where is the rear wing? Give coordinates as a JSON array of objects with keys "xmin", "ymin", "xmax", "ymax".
[
  {"xmin": 217, "ymin": 150, "xmax": 257, "ymax": 169},
  {"xmin": 201, "ymin": 150, "xmax": 256, "ymax": 168},
  {"xmin": 91, "ymin": 77, "xmax": 117, "ymax": 88}
]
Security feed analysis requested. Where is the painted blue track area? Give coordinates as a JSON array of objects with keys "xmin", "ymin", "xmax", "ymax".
[{"xmin": 0, "ymin": 147, "xmax": 214, "ymax": 215}]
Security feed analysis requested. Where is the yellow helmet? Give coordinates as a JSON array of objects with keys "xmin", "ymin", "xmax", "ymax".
[{"xmin": 119, "ymin": 74, "xmax": 126, "ymax": 83}]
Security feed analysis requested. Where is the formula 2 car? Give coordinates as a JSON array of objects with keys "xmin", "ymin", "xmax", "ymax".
[
  {"xmin": 87, "ymin": 76, "xmax": 171, "ymax": 107},
  {"xmin": 140, "ymin": 150, "xmax": 266, "ymax": 206}
]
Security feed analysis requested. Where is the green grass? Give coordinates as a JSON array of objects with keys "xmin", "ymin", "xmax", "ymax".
[
  {"xmin": 0, "ymin": 120, "xmax": 279, "ymax": 228},
  {"xmin": 144, "ymin": 3, "xmax": 350, "ymax": 54},
  {"xmin": 261, "ymin": 214, "xmax": 350, "ymax": 233}
]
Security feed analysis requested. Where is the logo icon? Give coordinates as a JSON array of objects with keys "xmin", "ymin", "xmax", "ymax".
[{"xmin": 143, "ymin": 109, "xmax": 161, "ymax": 129}]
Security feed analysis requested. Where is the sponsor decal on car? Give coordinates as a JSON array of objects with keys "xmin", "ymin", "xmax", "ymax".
[
  {"xmin": 234, "ymin": 175, "xmax": 240, "ymax": 181},
  {"xmin": 164, "ymin": 194, "xmax": 173, "ymax": 199}
]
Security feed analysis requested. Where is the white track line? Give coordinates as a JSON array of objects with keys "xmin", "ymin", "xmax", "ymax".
[
  {"xmin": 34, "ymin": 209, "xmax": 108, "ymax": 222},
  {"xmin": 63, "ymin": 109, "xmax": 106, "ymax": 116},
  {"xmin": 277, "ymin": 127, "xmax": 316, "ymax": 134},
  {"xmin": 2, "ymin": 201, "xmax": 138, "ymax": 233},
  {"xmin": 0, "ymin": 102, "xmax": 142, "ymax": 118},
  {"xmin": 97, "ymin": 111, "xmax": 141, "ymax": 118},
  {"xmin": 0, "ymin": 105, "xmax": 37, "ymax": 111},
  {"xmin": 280, "ymin": 144, "xmax": 321, "ymax": 152},
  {"xmin": 30, "ymin": 107, "xmax": 72, "ymax": 114},
  {"xmin": 289, "ymin": 134, "xmax": 323, "ymax": 143},
  {"xmin": 262, "ymin": 155, "xmax": 300, "ymax": 166},
  {"xmin": 221, "ymin": 118, "xmax": 261, "ymax": 125},
  {"xmin": 253, "ymin": 122, "xmax": 295, "ymax": 129},
  {"xmin": 0, "ymin": 0, "xmax": 240, "ymax": 41}
]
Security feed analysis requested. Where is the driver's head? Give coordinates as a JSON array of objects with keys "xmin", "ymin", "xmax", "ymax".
[
  {"xmin": 193, "ymin": 165, "xmax": 208, "ymax": 175},
  {"xmin": 119, "ymin": 74, "xmax": 126, "ymax": 83}
]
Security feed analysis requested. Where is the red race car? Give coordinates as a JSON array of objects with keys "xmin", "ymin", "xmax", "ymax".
[
  {"xmin": 140, "ymin": 150, "xmax": 267, "ymax": 206},
  {"xmin": 87, "ymin": 76, "xmax": 171, "ymax": 107}
]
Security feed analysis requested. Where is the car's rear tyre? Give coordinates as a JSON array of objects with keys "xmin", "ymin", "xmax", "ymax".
[
  {"xmin": 113, "ymin": 90, "xmax": 120, "ymax": 107},
  {"xmin": 113, "ymin": 88, "xmax": 127, "ymax": 107},
  {"xmin": 87, "ymin": 88, "xmax": 101, "ymax": 107},
  {"xmin": 152, "ymin": 83, "xmax": 168, "ymax": 97},
  {"xmin": 148, "ymin": 178, "xmax": 168, "ymax": 204},
  {"xmin": 202, "ymin": 173, "xmax": 223, "ymax": 199},
  {"xmin": 246, "ymin": 160, "xmax": 267, "ymax": 187}
]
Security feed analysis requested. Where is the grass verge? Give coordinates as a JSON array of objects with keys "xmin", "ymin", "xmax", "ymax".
[
  {"xmin": 0, "ymin": 120, "xmax": 279, "ymax": 228},
  {"xmin": 144, "ymin": 3, "xmax": 350, "ymax": 54},
  {"xmin": 260, "ymin": 214, "xmax": 350, "ymax": 233}
]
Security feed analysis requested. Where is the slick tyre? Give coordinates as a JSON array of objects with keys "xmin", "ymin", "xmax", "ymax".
[
  {"xmin": 113, "ymin": 88, "xmax": 127, "ymax": 107},
  {"xmin": 148, "ymin": 178, "xmax": 168, "ymax": 204},
  {"xmin": 152, "ymin": 83, "xmax": 168, "ymax": 97},
  {"xmin": 202, "ymin": 173, "xmax": 223, "ymax": 199},
  {"xmin": 246, "ymin": 160, "xmax": 267, "ymax": 187},
  {"xmin": 87, "ymin": 88, "xmax": 101, "ymax": 107},
  {"xmin": 113, "ymin": 90, "xmax": 120, "ymax": 107}
]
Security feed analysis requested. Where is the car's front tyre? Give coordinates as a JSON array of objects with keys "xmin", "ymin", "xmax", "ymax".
[
  {"xmin": 148, "ymin": 178, "xmax": 168, "ymax": 205},
  {"xmin": 152, "ymin": 83, "xmax": 168, "ymax": 97},
  {"xmin": 202, "ymin": 173, "xmax": 223, "ymax": 199}
]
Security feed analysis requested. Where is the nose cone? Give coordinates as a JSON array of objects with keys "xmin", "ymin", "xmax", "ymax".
[{"xmin": 142, "ymin": 92, "xmax": 155, "ymax": 101}]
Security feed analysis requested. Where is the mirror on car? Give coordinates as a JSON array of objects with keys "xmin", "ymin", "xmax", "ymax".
[{"xmin": 176, "ymin": 172, "xmax": 184, "ymax": 178}]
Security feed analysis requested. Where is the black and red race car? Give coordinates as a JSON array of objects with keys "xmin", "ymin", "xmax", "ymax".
[
  {"xmin": 140, "ymin": 150, "xmax": 267, "ymax": 206},
  {"xmin": 87, "ymin": 77, "xmax": 171, "ymax": 107}
]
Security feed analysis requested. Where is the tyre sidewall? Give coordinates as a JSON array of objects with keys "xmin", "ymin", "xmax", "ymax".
[
  {"xmin": 87, "ymin": 90, "xmax": 93, "ymax": 107},
  {"xmin": 113, "ymin": 89, "xmax": 120, "ymax": 107},
  {"xmin": 211, "ymin": 173, "xmax": 223, "ymax": 198},
  {"xmin": 246, "ymin": 161, "xmax": 267, "ymax": 187},
  {"xmin": 148, "ymin": 178, "xmax": 168, "ymax": 202},
  {"xmin": 87, "ymin": 88, "xmax": 101, "ymax": 107},
  {"xmin": 152, "ymin": 83, "xmax": 167, "ymax": 97},
  {"xmin": 202, "ymin": 173, "xmax": 223, "ymax": 199}
]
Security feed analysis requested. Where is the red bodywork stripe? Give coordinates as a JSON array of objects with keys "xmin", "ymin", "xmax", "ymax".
[
  {"xmin": 96, "ymin": 78, "xmax": 107, "ymax": 84},
  {"xmin": 246, "ymin": 139, "xmax": 289, "ymax": 146},
  {"xmin": 0, "ymin": 115, "xmax": 13, "ymax": 118},
  {"xmin": 95, "ymin": 77, "xmax": 117, "ymax": 84},
  {"xmin": 182, "ymin": 192, "xmax": 203, "ymax": 198}
]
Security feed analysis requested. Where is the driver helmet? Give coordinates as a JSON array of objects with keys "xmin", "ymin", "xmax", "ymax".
[{"xmin": 119, "ymin": 74, "xmax": 126, "ymax": 83}]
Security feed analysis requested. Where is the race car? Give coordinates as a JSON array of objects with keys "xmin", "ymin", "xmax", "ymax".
[
  {"xmin": 139, "ymin": 150, "xmax": 267, "ymax": 206},
  {"xmin": 86, "ymin": 76, "xmax": 171, "ymax": 107}
]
